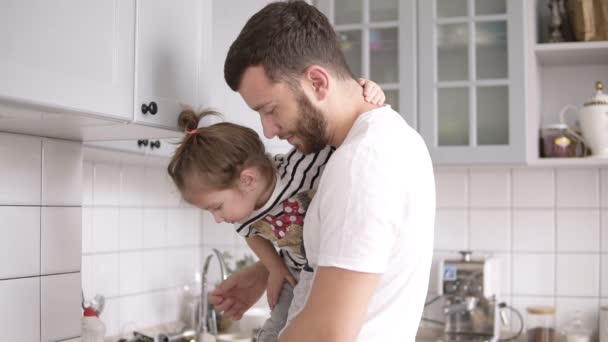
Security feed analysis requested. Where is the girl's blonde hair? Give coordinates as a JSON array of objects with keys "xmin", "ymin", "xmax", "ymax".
[{"xmin": 168, "ymin": 108, "xmax": 275, "ymax": 194}]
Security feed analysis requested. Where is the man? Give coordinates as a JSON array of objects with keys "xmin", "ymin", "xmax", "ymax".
[{"xmin": 209, "ymin": 1, "xmax": 435, "ymax": 341}]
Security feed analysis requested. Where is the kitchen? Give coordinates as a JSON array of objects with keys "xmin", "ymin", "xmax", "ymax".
[{"xmin": 1, "ymin": 0, "xmax": 608, "ymax": 341}]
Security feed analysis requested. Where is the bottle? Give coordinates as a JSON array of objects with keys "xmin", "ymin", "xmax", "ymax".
[
  {"xmin": 560, "ymin": 311, "xmax": 591, "ymax": 342},
  {"xmin": 82, "ymin": 307, "xmax": 106, "ymax": 342},
  {"xmin": 526, "ymin": 306, "xmax": 556, "ymax": 342}
]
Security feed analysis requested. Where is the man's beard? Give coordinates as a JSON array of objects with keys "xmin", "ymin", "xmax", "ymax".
[{"xmin": 292, "ymin": 90, "xmax": 329, "ymax": 154}]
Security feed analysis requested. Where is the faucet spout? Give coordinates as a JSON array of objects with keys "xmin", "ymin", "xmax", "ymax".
[{"xmin": 198, "ymin": 249, "xmax": 228, "ymax": 340}]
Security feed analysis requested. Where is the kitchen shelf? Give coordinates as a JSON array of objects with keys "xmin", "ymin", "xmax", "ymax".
[
  {"xmin": 528, "ymin": 156, "xmax": 608, "ymax": 167},
  {"xmin": 535, "ymin": 41, "xmax": 608, "ymax": 66}
]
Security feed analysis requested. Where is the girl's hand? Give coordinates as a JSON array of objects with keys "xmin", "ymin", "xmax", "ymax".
[
  {"xmin": 359, "ymin": 78, "xmax": 386, "ymax": 106},
  {"xmin": 266, "ymin": 267, "xmax": 297, "ymax": 310}
]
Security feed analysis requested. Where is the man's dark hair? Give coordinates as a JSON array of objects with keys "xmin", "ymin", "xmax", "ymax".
[{"xmin": 224, "ymin": 0, "xmax": 355, "ymax": 91}]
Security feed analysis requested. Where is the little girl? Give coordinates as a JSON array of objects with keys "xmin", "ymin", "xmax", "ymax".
[{"xmin": 167, "ymin": 80, "xmax": 384, "ymax": 341}]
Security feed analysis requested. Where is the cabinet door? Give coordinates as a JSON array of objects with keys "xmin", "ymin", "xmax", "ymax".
[
  {"xmin": 418, "ymin": 0, "xmax": 526, "ymax": 164},
  {"xmin": 134, "ymin": 0, "xmax": 207, "ymax": 131},
  {"xmin": 315, "ymin": 0, "xmax": 417, "ymax": 128},
  {"xmin": 0, "ymin": 0, "xmax": 135, "ymax": 121}
]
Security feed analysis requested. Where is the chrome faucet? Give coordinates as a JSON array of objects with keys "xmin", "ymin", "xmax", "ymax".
[{"xmin": 198, "ymin": 249, "xmax": 228, "ymax": 340}]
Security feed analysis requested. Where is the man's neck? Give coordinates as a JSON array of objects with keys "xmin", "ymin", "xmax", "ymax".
[{"xmin": 326, "ymin": 80, "xmax": 380, "ymax": 147}]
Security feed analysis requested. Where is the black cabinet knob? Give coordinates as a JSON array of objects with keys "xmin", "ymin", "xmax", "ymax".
[
  {"xmin": 150, "ymin": 140, "xmax": 161, "ymax": 149},
  {"xmin": 137, "ymin": 139, "xmax": 149, "ymax": 147},
  {"xmin": 141, "ymin": 101, "xmax": 158, "ymax": 115}
]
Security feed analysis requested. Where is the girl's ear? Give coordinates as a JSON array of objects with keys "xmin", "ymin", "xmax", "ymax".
[{"xmin": 239, "ymin": 167, "xmax": 257, "ymax": 191}]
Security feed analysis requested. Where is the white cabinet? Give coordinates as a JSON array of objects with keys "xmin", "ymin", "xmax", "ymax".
[
  {"xmin": 418, "ymin": 0, "xmax": 527, "ymax": 164},
  {"xmin": 134, "ymin": 0, "xmax": 209, "ymax": 130},
  {"xmin": 0, "ymin": 0, "xmax": 135, "ymax": 121},
  {"xmin": 0, "ymin": 0, "xmax": 211, "ymax": 139},
  {"xmin": 315, "ymin": 0, "xmax": 418, "ymax": 127}
]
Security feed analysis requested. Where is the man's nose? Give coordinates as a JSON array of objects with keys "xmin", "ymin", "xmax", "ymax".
[{"xmin": 261, "ymin": 115, "xmax": 280, "ymax": 139}]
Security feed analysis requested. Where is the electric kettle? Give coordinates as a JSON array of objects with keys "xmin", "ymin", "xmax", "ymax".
[{"xmin": 560, "ymin": 81, "xmax": 608, "ymax": 158}]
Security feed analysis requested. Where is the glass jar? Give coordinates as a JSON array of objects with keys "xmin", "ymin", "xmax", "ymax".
[
  {"xmin": 560, "ymin": 311, "xmax": 591, "ymax": 342},
  {"xmin": 540, "ymin": 124, "xmax": 581, "ymax": 158},
  {"xmin": 527, "ymin": 306, "xmax": 556, "ymax": 342}
]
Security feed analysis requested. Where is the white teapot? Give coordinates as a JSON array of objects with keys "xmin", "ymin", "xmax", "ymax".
[{"xmin": 560, "ymin": 81, "xmax": 608, "ymax": 157}]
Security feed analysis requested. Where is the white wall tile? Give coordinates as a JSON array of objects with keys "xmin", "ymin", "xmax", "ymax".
[
  {"xmin": 202, "ymin": 212, "xmax": 237, "ymax": 245},
  {"xmin": 0, "ymin": 277, "xmax": 40, "ymax": 342},
  {"xmin": 119, "ymin": 208, "xmax": 143, "ymax": 250},
  {"xmin": 556, "ymin": 169, "xmax": 599, "ymax": 208},
  {"xmin": 513, "ymin": 254, "xmax": 555, "ymax": 296},
  {"xmin": 0, "ymin": 207, "xmax": 40, "ymax": 279},
  {"xmin": 89, "ymin": 254, "xmax": 120, "ymax": 298},
  {"xmin": 165, "ymin": 174, "xmax": 183, "ymax": 208},
  {"xmin": 556, "ymin": 297, "xmax": 599, "ymax": 337},
  {"xmin": 41, "ymin": 273, "xmax": 81, "ymax": 341},
  {"xmin": 434, "ymin": 168, "xmax": 468, "ymax": 208},
  {"xmin": 469, "ymin": 210, "xmax": 511, "ymax": 251},
  {"xmin": 434, "ymin": 209, "xmax": 468, "ymax": 250},
  {"xmin": 119, "ymin": 294, "xmax": 149, "ymax": 331},
  {"xmin": 82, "ymin": 207, "xmax": 93, "ymax": 253},
  {"xmin": 143, "ymin": 250, "xmax": 169, "ymax": 291},
  {"xmin": 119, "ymin": 252, "xmax": 145, "ymax": 295},
  {"xmin": 143, "ymin": 208, "xmax": 167, "ymax": 248},
  {"xmin": 512, "ymin": 168, "xmax": 555, "ymax": 208},
  {"xmin": 469, "ymin": 169, "xmax": 510, "ymax": 208},
  {"xmin": 601, "ymin": 168, "xmax": 608, "ymax": 207},
  {"xmin": 143, "ymin": 168, "xmax": 169, "ymax": 207},
  {"xmin": 513, "ymin": 210, "xmax": 555, "ymax": 252},
  {"xmin": 167, "ymin": 208, "xmax": 200, "ymax": 247},
  {"xmin": 602, "ymin": 254, "xmax": 608, "ymax": 297},
  {"xmin": 0, "ymin": 133, "xmax": 41, "ymax": 205},
  {"xmin": 91, "ymin": 208, "xmax": 119, "ymax": 252},
  {"xmin": 602, "ymin": 209, "xmax": 608, "ymax": 253},
  {"xmin": 167, "ymin": 248, "xmax": 200, "ymax": 287},
  {"xmin": 41, "ymin": 138, "xmax": 82, "ymax": 206},
  {"xmin": 556, "ymin": 254, "xmax": 600, "ymax": 297},
  {"xmin": 83, "ymin": 161, "xmax": 94, "ymax": 206},
  {"xmin": 120, "ymin": 165, "xmax": 146, "ymax": 207},
  {"xmin": 41, "ymin": 207, "xmax": 81, "ymax": 274},
  {"xmin": 93, "ymin": 163, "xmax": 120, "ymax": 206},
  {"xmin": 556, "ymin": 209, "xmax": 600, "ymax": 252}
]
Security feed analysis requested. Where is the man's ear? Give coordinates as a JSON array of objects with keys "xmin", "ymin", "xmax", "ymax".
[
  {"xmin": 239, "ymin": 167, "xmax": 257, "ymax": 191},
  {"xmin": 303, "ymin": 65, "xmax": 329, "ymax": 101}
]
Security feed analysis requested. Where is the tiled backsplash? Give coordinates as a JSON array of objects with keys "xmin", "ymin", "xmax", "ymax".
[
  {"xmin": 427, "ymin": 167, "xmax": 608, "ymax": 336},
  {"xmin": 0, "ymin": 132, "xmax": 82, "ymax": 342},
  {"xmin": 81, "ymin": 150, "xmax": 202, "ymax": 337}
]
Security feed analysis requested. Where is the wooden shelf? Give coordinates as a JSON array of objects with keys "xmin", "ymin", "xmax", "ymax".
[
  {"xmin": 528, "ymin": 156, "xmax": 608, "ymax": 167},
  {"xmin": 535, "ymin": 41, "xmax": 608, "ymax": 66}
]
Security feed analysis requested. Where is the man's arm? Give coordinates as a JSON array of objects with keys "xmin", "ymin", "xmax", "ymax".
[{"xmin": 279, "ymin": 266, "xmax": 382, "ymax": 342}]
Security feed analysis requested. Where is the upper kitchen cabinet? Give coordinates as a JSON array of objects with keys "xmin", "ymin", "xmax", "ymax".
[
  {"xmin": 0, "ymin": 0, "xmax": 135, "ymax": 121},
  {"xmin": 133, "ymin": 0, "xmax": 210, "ymax": 130},
  {"xmin": 314, "ymin": 0, "xmax": 418, "ymax": 128},
  {"xmin": 0, "ymin": 0, "xmax": 211, "ymax": 140},
  {"xmin": 418, "ymin": 0, "xmax": 527, "ymax": 164}
]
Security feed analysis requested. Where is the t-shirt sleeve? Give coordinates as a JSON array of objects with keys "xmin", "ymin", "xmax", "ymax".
[{"xmin": 315, "ymin": 145, "xmax": 407, "ymax": 274}]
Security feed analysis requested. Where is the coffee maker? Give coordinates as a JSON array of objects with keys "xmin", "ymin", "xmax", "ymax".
[{"xmin": 438, "ymin": 251, "xmax": 501, "ymax": 342}]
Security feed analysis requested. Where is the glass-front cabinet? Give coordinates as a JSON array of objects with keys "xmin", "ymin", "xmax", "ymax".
[
  {"xmin": 314, "ymin": 0, "xmax": 418, "ymax": 128},
  {"xmin": 418, "ymin": 0, "xmax": 527, "ymax": 163}
]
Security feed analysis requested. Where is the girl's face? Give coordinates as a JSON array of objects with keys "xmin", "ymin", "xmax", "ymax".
[{"xmin": 183, "ymin": 169, "xmax": 263, "ymax": 224}]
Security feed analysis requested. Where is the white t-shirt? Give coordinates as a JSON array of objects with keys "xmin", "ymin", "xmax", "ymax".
[{"xmin": 301, "ymin": 105, "xmax": 435, "ymax": 341}]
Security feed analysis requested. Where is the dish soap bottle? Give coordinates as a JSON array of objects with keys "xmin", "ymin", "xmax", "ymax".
[
  {"xmin": 560, "ymin": 311, "xmax": 591, "ymax": 342},
  {"xmin": 82, "ymin": 307, "xmax": 106, "ymax": 342}
]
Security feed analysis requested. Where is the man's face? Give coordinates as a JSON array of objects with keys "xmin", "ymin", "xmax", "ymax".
[{"xmin": 238, "ymin": 65, "xmax": 329, "ymax": 154}]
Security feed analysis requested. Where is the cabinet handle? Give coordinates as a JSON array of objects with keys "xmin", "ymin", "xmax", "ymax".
[
  {"xmin": 141, "ymin": 101, "xmax": 158, "ymax": 115},
  {"xmin": 150, "ymin": 140, "xmax": 161, "ymax": 149},
  {"xmin": 137, "ymin": 139, "xmax": 149, "ymax": 147}
]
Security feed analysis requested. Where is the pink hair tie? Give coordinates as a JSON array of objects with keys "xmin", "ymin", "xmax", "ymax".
[{"xmin": 185, "ymin": 129, "xmax": 198, "ymax": 135}]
